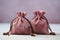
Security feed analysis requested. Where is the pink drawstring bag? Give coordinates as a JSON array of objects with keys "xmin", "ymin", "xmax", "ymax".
[
  {"xmin": 31, "ymin": 10, "xmax": 55, "ymax": 35},
  {"xmin": 3, "ymin": 11, "xmax": 34, "ymax": 36}
]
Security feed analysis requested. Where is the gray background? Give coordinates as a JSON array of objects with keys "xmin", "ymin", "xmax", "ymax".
[{"xmin": 0, "ymin": 0, "xmax": 60, "ymax": 23}]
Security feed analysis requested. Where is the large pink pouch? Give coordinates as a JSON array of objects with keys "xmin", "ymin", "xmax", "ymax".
[{"xmin": 3, "ymin": 11, "xmax": 33, "ymax": 35}]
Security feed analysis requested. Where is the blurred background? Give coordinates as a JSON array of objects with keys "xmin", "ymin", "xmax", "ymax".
[{"xmin": 0, "ymin": 0, "xmax": 60, "ymax": 23}]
